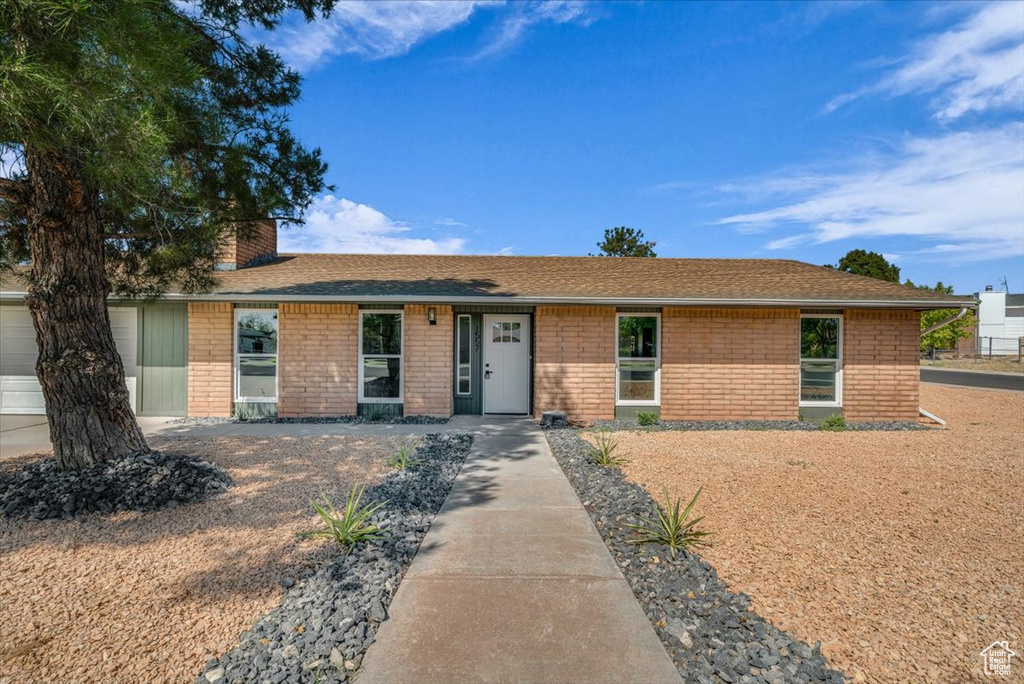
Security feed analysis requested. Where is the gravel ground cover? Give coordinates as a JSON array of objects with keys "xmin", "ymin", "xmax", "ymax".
[
  {"xmin": 923, "ymin": 357, "xmax": 1023, "ymax": 373},
  {"xmin": 546, "ymin": 429, "xmax": 845, "ymax": 684},
  {"xmin": 0, "ymin": 434, "xmax": 406, "ymax": 683},
  {"xmin": 590, "ymin": 419, "xmax": 927, "ymax": 432},
  {"xmin": 611, "ymin": 384, "xmax": 1023, "ymax": 684},
  {"xmin": 1, "ymin": 452, "xmax": 232, "ymax": 519},
  {"xmin": 196, "ymin": 433, "xmax": 471, "ymax": 684},
  {"xmin": 170, "ymin": 415, "xmax": 449, "ymax": 426}
]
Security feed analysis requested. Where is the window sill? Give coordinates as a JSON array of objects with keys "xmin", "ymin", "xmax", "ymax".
[
  {"xmin": 359, "ymin": 398, "xmax": 403, "ymax": 404},
  {"xmin": 799, "ymin": 402, "xmax": 843, "ymax": 408},
  {"xmin": 616, "ymin": 401, "xmax": 661, "ymax": 407},
  {"xmin": 236, "ymin": 397, "xmax": 277, "ymax": 403}
]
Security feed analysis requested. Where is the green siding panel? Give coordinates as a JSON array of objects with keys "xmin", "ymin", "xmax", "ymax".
[
  {"xmin": 358, "ymin": 403, "xmax": 403, "ymax": 418},
  {"xmin": 615, "ymin": 405, "xmax": 661, "ymax": 421},
  {"xmin": 453, "ymin": 314, "xmax": 483, "ymax": 415},
  {"xmin": 139, "ymin": 304, "xmax": 188, "ymax": 416},
  {"xmin": 234, "ymin": 402, "xmax": 278, "ymax": 419}
]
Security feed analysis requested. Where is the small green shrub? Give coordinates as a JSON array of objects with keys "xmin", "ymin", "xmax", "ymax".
[
  {"xmin": 636, "ymin": 411, "xmax": 659, "ymax": 427},
  {"xmin": 627, "ymin": 486, "xmax": 711, "ymax": 559},
  {"xmin": 820, "ymin": 413, "xmax": 847, "ymax": 431},
  {"xmin": 388, "ymin": 444, "xmax": 423, "ymax": 470},
  {"xmin": 299, "ymin": 485, "xmax": 386, "ymax": 550},
  {"xmin": 587, "ymin": 431, "xmax": 628, "ymax": 467},
  {"xmin": 366, "ymin": 406, "xmax": 387, "ymax": 422}
]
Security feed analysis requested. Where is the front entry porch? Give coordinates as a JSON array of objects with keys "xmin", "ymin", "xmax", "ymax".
[{"xmin": 453, "ymin": 309, "xmax": 534, "ymax": 416}]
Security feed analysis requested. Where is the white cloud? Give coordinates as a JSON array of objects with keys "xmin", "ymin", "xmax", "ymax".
[
  {"xmin": 266, "ymin": 1, "xmax": 483, "ymax": 70},
  {"xmin": 717, "ymin": 126, "xmax": 1024, "ymax": 262},
  {"xmin": 279, "ymin": 195, "xmax": 466, "ymax": 254},
  {"xmin": 473, "ymin": 1, "xmax": 592, "ymax": 59},
  {"xmin": 435, "ymin": 217, "xmax": 468, "ymax": 227},
  {"xmin": 826, "ymin": 2, "xmax": 1024, "ymax": 120},
  {"xmin": 263, "ymin": 0, "xmax": 594, "ymax": 70}
]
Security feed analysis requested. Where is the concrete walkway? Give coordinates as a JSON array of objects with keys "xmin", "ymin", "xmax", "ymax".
[{"xmin": 358, "ymin": 417, "xmax": 682, "ymax": 684}]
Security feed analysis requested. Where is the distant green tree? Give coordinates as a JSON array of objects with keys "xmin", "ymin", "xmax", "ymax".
[
  {"xmin": 904, "ymin": 280, "xmax": 977, "ymax": 352},
  {"xmin": 832, "ymin": 249, "xmax": 901, "ymax": 283},
  {"xmin": 594, "ymin": 226, "xmax": 657, "ymax": 257}
]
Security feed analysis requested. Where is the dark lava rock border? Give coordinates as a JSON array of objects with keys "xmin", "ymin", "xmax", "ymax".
[
  {"xmin": 545, "ymin": 429, "xmax": 846, "ymax": 684},
  {"xmin": 171, "ymin": 415, "xmax": 449, "ymax": 426},
  {"xmin": 1, "ymin": 451, "xmax": 232, "ymax": 520},
  {"xmin": 197, "ymin": 432, "xmax": 472, "ymax": 684},
  {"xmin": 589, "ymin": 419, "xmax": 928, "ymax": 432}
]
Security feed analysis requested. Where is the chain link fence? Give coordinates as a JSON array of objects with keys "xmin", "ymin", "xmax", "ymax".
[{"xmin": 922, "ymin": 336, "xmax": 1023, "ymax": 365}]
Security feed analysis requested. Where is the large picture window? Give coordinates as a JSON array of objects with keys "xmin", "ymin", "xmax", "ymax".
[
  {"xmin": 617, "ymin": 314, "xmax": 660, "ymax": 405},
  {"xmin": 456, "ymin": 315, "xmax": 472, "ymax": 395},
  {"xmin": 800, "ymin": 314, "xmax": 842, "ymax": 406},
  {"xmin": 360, "ymin": 311, "xmax": 403, "ymax": 402},
  {"xmin": 235, "ymin": 309, "xmax": 278, "ymax": 402}
]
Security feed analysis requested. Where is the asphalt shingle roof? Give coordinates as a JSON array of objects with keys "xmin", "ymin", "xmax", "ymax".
[
  {"xmin": 196, "ymin": 254, "xmax": 971, "ymax": 307},
  {"xmin": 0, "ymin": 254, "xmax": 976, "ymax": 307}
]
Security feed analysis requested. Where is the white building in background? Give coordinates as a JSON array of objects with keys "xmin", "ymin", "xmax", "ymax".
[{"xmin": 976, "ymin": 287, "xmax": 1024, "ymax": 355}]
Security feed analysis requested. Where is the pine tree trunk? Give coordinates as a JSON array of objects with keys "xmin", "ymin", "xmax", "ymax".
[{"xmin": 24, "ymin": 148, "xmax": 149, "ymax": 470}]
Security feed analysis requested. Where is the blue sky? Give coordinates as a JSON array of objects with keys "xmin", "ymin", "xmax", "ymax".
[{"xmin": 264, "ymin": 0, "xmax": 1023, "ymax": 295}]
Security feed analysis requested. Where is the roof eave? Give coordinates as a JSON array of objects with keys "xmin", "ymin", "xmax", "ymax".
[{"xmin": 0, "ymin": 290, "xmax": 977, "ymax": 309}]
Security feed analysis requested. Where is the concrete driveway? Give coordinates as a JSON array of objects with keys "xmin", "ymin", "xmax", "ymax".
[
  {"xmin": 0, "ymin": 415, "xmax": 176, "ymax": 460},
  {"xmin": 921, "ymin": 367, "xmax": 1024, "ymax": 392},
  {"xmin": 0, "ymin": 414, "xmax": 528, "ymax": 460}
]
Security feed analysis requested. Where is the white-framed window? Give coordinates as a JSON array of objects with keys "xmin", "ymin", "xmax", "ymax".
[
  {"xmin": 359, "ymin": 310, "xmax": 403, "ymax": 403},
  {"xmin": 456, "ymin": 314, "xmax": 472, "ymax": 396},
  {"xmin": 616, "ymin": 313, "xmax": 660, "ymax": 405},
  {"xmin": 235, "ymin": 309, "xmax": 278, "ymax": 402},
  {"xmin": 799, "ymin": 314, "xmax": 842, "ymax": 406}
]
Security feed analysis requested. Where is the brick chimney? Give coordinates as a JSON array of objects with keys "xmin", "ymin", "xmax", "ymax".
[{"xmin": 217, "ymin": 219, "xmax": 278, "ymax": 270}]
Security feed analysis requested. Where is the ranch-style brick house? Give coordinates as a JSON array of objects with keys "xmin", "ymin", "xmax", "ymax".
[{"xmin": 0, "ymin": 222, "xmax": 974, "ymax": 422}]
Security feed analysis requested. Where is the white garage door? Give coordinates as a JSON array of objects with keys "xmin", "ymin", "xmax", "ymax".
[{"xmin": 0, "ymin": 307, "xmax": 137, "ymax": 414}]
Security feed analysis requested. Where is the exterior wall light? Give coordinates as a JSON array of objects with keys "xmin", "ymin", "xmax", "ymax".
[{"xmin": 427, "ymin": 307, "xmax": 437, "ymax": 325}]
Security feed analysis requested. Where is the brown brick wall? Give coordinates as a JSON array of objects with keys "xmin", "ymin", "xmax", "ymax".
[
  {"xmin": 403, "ymin": 305, "xmax": 453, "ymax": 417},
  {"xmin": 534, "ymin": 306, "xmax": 616, "ymax": 420},
  {"xmin": 187, "ymin": 302, "xmax": 233, "ymax": 417},
  {"xmin": 278, "ymin": 303, "xmax": 358, "ymax": 417},
  {"xmin": 181, "ymin": 300, "xmax": 920, "ymax": 422},
  {"xmin": 842, "ymin": 309, "xmax": 920, "ymax": 422},
  {"xmin": 661, "ymin": 308, "xmax": 800, "ymax": 420},
  {"xmin": 219, "ymin": 219, "xmax": 277, "ymax": 269}
]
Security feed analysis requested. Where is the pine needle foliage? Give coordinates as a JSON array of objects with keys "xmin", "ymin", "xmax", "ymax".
[{"xmin": 1, "ymin": 0, "xmax": 334, "ymax": 293}]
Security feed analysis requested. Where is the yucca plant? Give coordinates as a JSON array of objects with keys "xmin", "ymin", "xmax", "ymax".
[
  {"xmin": 388, "ymin": 444, "xmax": 423, "ymax": 470},
  {"xmin": 627, "ymin": 486, "xmax": 710, "ymax": 559},
  {"xmin": 587, "ymin": 431, "xmax": 628, "ymax": 467},
  {"xmin": 299, "ymin": 485, "xmax": 386, "ymax": 550}
]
